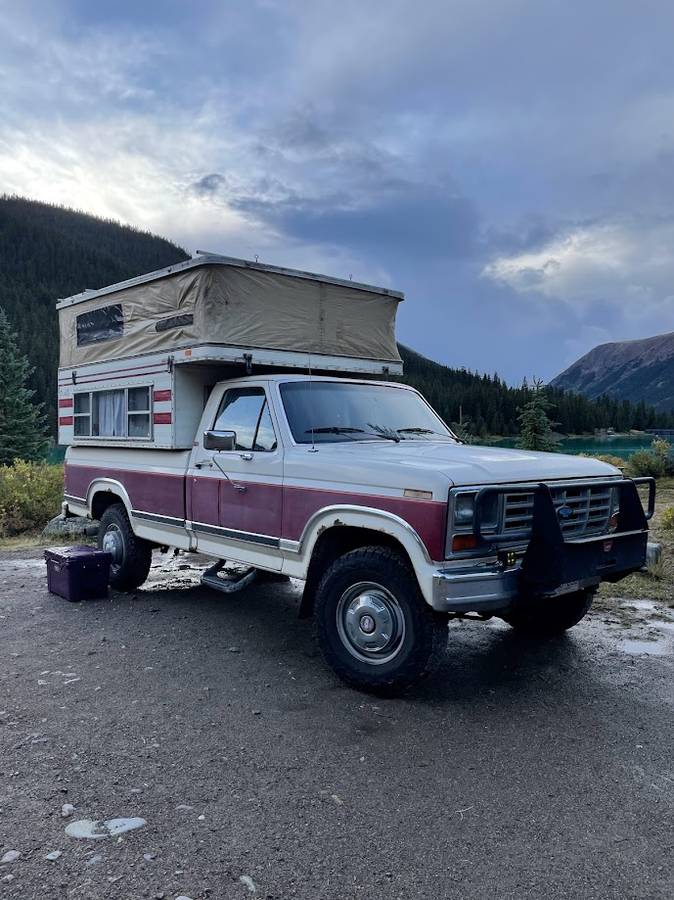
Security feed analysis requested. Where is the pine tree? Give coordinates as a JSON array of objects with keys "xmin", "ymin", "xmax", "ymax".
[
  {"xmin": 0, "ymin": 307, "xmax": 48, "ymax": 464},
  {"xmin": 516, "ymin": 378, "xmax": 558, "ymax": 452}
]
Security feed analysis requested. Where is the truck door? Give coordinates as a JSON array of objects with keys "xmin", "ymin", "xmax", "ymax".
[{"xmin": 189, "ymin": 385, "xmax": 283, "ymax": 552}]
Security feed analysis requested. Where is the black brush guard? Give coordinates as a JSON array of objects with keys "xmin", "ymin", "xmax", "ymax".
[{"xmin": 472, "ymin": 478, "xmax": 655, "ymax": 596}]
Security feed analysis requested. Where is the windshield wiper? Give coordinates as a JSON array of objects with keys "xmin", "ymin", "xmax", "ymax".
[
  {"xmin": 306, "ymin": 426, "xmax": 400, "ymax": 442},
  {"xmin": 397, "ymin": 427, "xmax": 450, "ymax": 437},
  {"xmin": 397, "ymin": 427, "xmax": 435, "ymax": 434}
]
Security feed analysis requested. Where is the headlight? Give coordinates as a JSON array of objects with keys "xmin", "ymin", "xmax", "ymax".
[
  {"xmin": 454, "ymin": 493, "xmax": 476, "ymax": 524},
  {"xmin": 448, "ymin": 490, "xmax": 501, "ymax": 556}
]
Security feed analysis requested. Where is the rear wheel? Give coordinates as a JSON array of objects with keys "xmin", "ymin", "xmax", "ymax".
[
  {"xmin": 98, "ymin": 503, "xmax": 153, "ymax": 591},
  {"xmin": 501, "ymin": 587, "xmax": 595, "ymax": 637},
  {"xmin": 313, "ymin": 546, "xmax": 447, "ymax": 693}
]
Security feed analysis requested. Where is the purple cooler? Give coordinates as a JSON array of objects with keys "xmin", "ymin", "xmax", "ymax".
[{"xmin": 44, "ymin": 546, "xmax": 112, "ymax": 602}]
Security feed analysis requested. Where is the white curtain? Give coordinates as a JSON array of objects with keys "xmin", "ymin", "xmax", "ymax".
[{"xmin": 96, "ymin": 390, "xmax": 126, "ymax": 436}]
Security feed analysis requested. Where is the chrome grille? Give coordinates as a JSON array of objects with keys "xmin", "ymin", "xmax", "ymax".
[{"xmin": 502, "ymin": 483, "xmax": 614, "ymax": 540}]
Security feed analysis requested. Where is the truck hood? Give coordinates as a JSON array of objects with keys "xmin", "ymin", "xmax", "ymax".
[{"xmin": 293, "ymin": 440, "xmax": 621, "ymax": 494}]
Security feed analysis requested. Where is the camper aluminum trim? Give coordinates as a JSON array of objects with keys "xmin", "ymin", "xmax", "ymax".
[
  {"xmin": 58, "ymin": 345, "xmax": 404, "ymax": 379},
  {"xmin": 55, "ymin": 253, "xmax": 405, "ymax": 309}
]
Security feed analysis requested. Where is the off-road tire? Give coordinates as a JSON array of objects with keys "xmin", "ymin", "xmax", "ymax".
[
  {"xmin": 313, "ymin": 546, "xmax": 447, "ymax": 694},
  {"xmin": 501, "ymin": 587, "xmax": 595, "ymax": 637},
  {"xmin": 98, "ymin": 503, "xmax": 153, "ymax": 591}
]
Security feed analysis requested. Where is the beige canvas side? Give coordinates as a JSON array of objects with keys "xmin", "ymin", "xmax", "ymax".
[
  {"xmin": 59, "ymin": 264, "xmax": 402, "ymax": 367},
  {"xmin": 59, "ymin": 268, "xmax": 204, "ymax": 367},
  {"xmin": 200, "ymin": 266, "xmax": 401, "ymax": 361}
]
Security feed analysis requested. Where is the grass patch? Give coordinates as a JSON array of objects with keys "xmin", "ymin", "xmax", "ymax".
[
  {"xmin": 0, "ymin": 533, "xmax": 52, "ymax": 552},
  {"xmin": 598, "ymin": 480, "xmax": 674, "ymax": 605}
]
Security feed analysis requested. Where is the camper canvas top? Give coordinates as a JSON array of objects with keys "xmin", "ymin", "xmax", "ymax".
[{"xmin": 57, "ymin": 254, "xmax": 404, "ymax": 374}]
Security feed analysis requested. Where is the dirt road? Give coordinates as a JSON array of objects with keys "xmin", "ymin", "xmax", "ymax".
[{"xmin": 1, "ymin": 550, "xmax": 673, "ymax": 899}]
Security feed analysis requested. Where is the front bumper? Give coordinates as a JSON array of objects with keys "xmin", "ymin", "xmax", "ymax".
[
  {"xmin": 431, "ymin": 477, "xmax": 655, "ymax": 614},
  {"xmin": 432, "ymin": 563, "xmax": 520, "ymax": 613}
]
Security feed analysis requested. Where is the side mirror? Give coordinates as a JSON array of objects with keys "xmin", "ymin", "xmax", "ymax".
[{"xmin": 203, "ymin": 430, "xmax": 236, "ymax": 452}]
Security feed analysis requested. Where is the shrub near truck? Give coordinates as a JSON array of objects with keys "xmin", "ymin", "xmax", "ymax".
[{"xmin": 59, "ymin": 256, "xmax": 656, "ymax": 692}]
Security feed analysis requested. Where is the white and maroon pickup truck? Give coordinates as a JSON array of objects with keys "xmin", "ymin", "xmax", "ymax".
[{"xmin": 62, "ymin": 372, "xmax": 656, "ymax": 692}]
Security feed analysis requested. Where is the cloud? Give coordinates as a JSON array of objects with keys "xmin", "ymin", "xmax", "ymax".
[
  {"xmin": 482, "ymin": 217, "xmax": 674, "ymax": 315},
  {"xmin": 3, "ymin": 0, "xmax": 674, "ymax": 383},
  {"xmin": 191, "ymin": 173, "xmax": 228, "ymax": 196}
]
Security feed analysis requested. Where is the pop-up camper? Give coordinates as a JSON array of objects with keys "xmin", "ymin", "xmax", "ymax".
[{"xmin": 57, "ymin": 253, "xmax": 403, "ymax": 449}]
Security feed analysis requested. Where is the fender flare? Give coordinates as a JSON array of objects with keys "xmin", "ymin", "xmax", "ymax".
[
  {"xmin": 287, "ymin": 504, "xmax": 435, "ymax": 602},
  {"xmin": 86, "ymin": 478, "xmax": 133, "ymax": 519}
]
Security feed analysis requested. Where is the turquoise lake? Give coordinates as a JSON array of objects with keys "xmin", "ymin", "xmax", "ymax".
[{"xmin": 486, "ymin": 435, "xmax": 655, "ymax": 460}]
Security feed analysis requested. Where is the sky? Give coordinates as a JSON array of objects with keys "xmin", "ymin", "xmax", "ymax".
[{"xmin": 2, "ymin": 0, "xmax": 674, "ymax": 383}]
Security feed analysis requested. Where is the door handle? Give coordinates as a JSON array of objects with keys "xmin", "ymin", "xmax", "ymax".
[
  {"xmin": 195, "ymin": 460, "xmax": 213, "ymax": 469},
  {"xmin": 239, "ymin": 453, "xmax": 253, "ymax": 461}
]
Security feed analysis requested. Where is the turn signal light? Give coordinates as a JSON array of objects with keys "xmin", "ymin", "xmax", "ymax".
[{"xmin": 452, "ymin": 534, "xmax": 478, "ymax": 552}]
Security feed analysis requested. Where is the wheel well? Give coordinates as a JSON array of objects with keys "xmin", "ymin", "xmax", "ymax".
[
  {"xmin": 299, "ymin": 525, "xmax": 414, "ymax": 618},
  {"xmin": 90, "ymin": 491, "xmax": 125, "ymax": 522}
]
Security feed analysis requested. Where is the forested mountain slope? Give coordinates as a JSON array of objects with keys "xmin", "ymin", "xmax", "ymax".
[
  {"xmin": 398, "ymin": 345, "xmax": 674, "ymax": 436},
  {"xmin": 551, "ymin": 333, "xmax": 674, "ymax": 413},
  {"xmin": 0, "ymin": 195, "xmax": 189, "ymax": 429}
]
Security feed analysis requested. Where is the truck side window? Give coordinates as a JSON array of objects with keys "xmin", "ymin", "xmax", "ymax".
[
  {"xmin": 213, "ymin": 387, "xmax": 276, "ymax": 452},
  {"xmin": 254, "ymin": 403, "xmax": 277, "ymax": 452}
]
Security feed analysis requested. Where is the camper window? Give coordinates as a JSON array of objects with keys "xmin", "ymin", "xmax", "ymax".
[
  {"xmin": 127, "ymin": 386, "xmax": 151, "ymax": 437},
  {"xmin": 73, "ymin": 393, "xmax": 91, "ymax": 436},
  {"xmin": 72, "ymin": 386, "xmax": 152, "ymax": 439},
  {"xmin": 76, "ymin": 304, "xmax": 124, "ymax": 346}
]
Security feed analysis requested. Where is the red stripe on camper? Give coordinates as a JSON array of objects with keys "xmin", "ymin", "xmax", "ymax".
[
  {"xmin": 58, "ymin": 398, "xmax": 74, "ymax": 409},
  {"xmin": 59, "ymin": 416, "xmax": 74, "ymax": 426},
  {"xmin": 154, "ymin": 412, "xmax": 172, "ymax": 425},
  {"xmin": 153, "ymin": 389, "xmax": 172, "ymax": 402}
]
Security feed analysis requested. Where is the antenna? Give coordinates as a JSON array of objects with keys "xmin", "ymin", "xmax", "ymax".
[{"xmin": 308, "ymin": 352, "xmax": 318, "ymax": 453}]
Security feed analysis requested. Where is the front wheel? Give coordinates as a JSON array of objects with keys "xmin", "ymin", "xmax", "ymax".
[
  {"xmin": 313, "ymin": 546, "xmax": 447, "ymax": 693},
  {"xmin": 501, "ymin": 587, "xmax": 595, "ymax": 637},
  {"xmin": 98, "ymin": 503, "xmax": 153, "ymax": 591}
]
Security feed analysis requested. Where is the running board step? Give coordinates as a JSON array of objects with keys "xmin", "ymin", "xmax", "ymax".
[{"xmin": 201, "ymin": 561, "xmax": 258, "ymax": 595}]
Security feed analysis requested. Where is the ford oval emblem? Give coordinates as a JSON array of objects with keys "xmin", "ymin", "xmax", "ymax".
[{"xmin": 557, "ymin": 504, "xmax": 574, "ymax": 520}]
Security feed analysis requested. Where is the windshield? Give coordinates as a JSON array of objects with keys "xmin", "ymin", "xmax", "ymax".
[{"xmin": 279, "ymin": 381, "xmax": 456, "ymax": 444}]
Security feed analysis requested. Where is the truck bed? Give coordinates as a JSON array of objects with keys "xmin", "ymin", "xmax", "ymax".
[{"xmin": 64, "ymin": 448, "xmax": 190, "ymax": 522}]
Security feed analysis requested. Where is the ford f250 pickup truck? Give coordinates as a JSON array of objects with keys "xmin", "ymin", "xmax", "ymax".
[{"xmin": 57, "ymin": 256, "xmax": 656, "ymax": 691}]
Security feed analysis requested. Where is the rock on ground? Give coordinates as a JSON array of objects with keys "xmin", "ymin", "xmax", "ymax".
[{"xmin": 43, "ymin": 515, "xmax": 99, "ymax": 539}]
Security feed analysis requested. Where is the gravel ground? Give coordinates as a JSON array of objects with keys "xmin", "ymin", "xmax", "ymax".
[{"xmin": 1, "ymin": 549, "xmax": 673, "ymax": 899}]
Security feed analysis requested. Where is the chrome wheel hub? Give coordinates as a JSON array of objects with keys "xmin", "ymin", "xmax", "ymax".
[
  {"xmin": 336, "ymin": 582, "xmax": 406, "ymax": 665},
  {"xmin": 102, "ymin": 526, "xmax": 123, "ymax": 566}
]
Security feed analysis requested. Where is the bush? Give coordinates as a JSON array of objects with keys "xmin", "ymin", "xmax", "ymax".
[
  {"xmin": 585, "ymin": 453, "xmax": 626, "ymax": 468},
  {"xmin": 625, "ymin": 449, "xmax": 666, "ymax": 479},
  {"xmin": 650, "ymin": 438, "xmax": 674, "ymax": 475},
  {"xmin": 0, "ymin": 461, "xmax": 64, "ymax": 536},
  {"xmin": 660, "ymin": 507, "xmax": 674, "ymax": 530}
]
